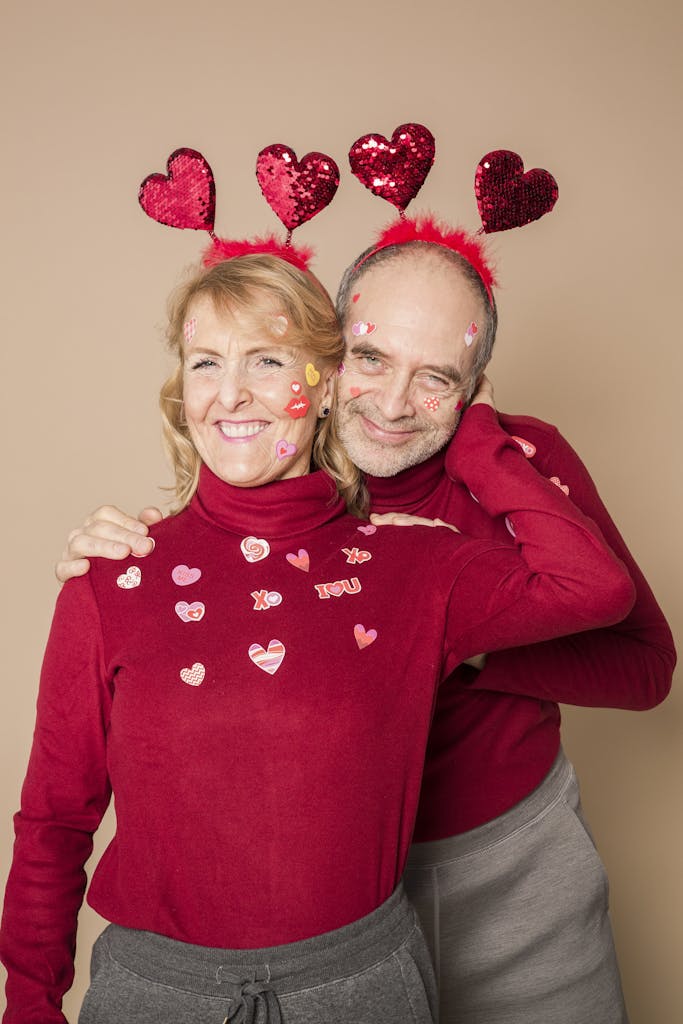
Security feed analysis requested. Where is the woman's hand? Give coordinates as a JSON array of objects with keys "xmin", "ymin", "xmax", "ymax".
[
  {"xmin": 369, "ymin": 512, "xmax": 460, "ymax": 533},
  {"xmin": 55, "ymin": 506, "xmax": 163, "ymax": 583},
  {"xmin": 468, "ymin": 373, "xmax": 495, "ymax": 409}
]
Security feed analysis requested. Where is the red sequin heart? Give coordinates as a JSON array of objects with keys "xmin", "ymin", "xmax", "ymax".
[
  {"xmin": 256, "ymin": 145, "xmax": 340, "ymax": 231},
  {"xmin": 348, "ymin": 123, "xmax": 435, "ymax": 212},
  {"xmin": 138, "ymin": 148, "xmax": 215, "ymax": 232},
  {"xmin": 475, "ymin": 150, "xmax": 558, "ymax": 234}
]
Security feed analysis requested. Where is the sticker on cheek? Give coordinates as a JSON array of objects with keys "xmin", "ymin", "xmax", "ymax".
[
  {"xmin": 284, "ymin": 395, "xmax": 310, "ymax": 418},
  {"xmin": 352, "ymin": 293, "xmax": 361, "ymax": 303},
  {"xmin": 272, "ymin": 314, "xmax": 288, "ymax": 335},
  {"xmin": 290, "ymin": 381, "xmax": 302, "ymax": 394},
  {"xmin": 305, "ymin": 363, "xmax": 320, "ymax": 386},
  {"xmin": 423, "ymin": 396, "xmax": 440, "ymax": 412},
  {"xmin": 350, "ymin": 386, "xmax": 362, "ymax": 398},
  {"xmin": 337, "ymin": 362, "xmax": 345, "ymax": 376},
  {"xmin": 464, "ymin": 321, "xmax": 478, "ymax": 347},
  {"xmin": 276, "ymin": 439, "xmax": 297, "ymax": 460},
  {"xmin": 352, "ymin": 321, "xmax": 377, "ymax": 336},
  {"xmin": 183, "ymin": 318, "xmax": 197, "ymax": 344},
  {"xmin": 455, "ymin": 399, "xmax": 464, "ymax": 411}
]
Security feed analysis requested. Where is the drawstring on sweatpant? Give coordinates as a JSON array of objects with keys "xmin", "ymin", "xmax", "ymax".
[{"xmin": 217, "ymin": 967, "xmax": 282, "ymax": 1024}]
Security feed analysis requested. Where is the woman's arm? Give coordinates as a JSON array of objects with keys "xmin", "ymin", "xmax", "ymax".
[{"xmin": 0, "ymin": 578, "xmax": 112, "ymax": 1022}]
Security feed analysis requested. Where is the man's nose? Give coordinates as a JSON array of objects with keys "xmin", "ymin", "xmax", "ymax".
[{"xmin": 372, "ymin": 375, "xmax": 415, "ymax": 421}]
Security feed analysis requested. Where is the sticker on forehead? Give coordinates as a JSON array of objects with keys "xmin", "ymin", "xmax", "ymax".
[
  {"xmin": 272, "ymin": 314, "xmax": 288, "ymax": 335},
  {"xmin": 423, "ymin": 396, "xmax": 440, "ymax": 412},
  {"xmin": 183, "ymin": 318, "xmax": 197, "ymax": 344},
  {"xmin": 305, "ymin": 363, "xmax": 320, "ymax": 386},
  {"xmin": 285, "ymin": 395, "xmax": 310, "ymax": 418},
  {"xmin": 352, "ymin": 321, "xmax": 377, "ymax": 336},
  {"xmin": 276, "ymin": 439, "xmax": 297, "ymax": 460},
  {"xmin": 464, "ymin": 322, "xmax": 478, "ymax": 347}
]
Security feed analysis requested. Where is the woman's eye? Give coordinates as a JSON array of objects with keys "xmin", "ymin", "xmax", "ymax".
[
  {"xmin": 189, "ymin": 358, "xmax": 217, "ymax": 371},
  {"xmin": 258, "ymin": 357, "xmax": 283, "ymax": 368}
]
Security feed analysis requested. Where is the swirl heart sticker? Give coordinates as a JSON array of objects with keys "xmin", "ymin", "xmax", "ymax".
[
  {"xmin": 117, "ymin": 566, "xmax": 141, "ymax": 589},
  {"xmin": 256, "ymin": 145, "xmax": 340, "ymax": 231},
  {"xmin": 172, "ymin": 564, "xmax": 202, "ymax": 586},
  {"xmin": 286, "ymin": 549, "xmax": 310, "ymax": 572},
  {"xmin": 475, "ymin": 150, "xmax": 558, "ymax": 234},
  {"xmin": 180, "ymin": 661, "xmax": 205, "ymax": 686},
  {"xmin": 349, "ymin": 123, "xmax": 435, "ymax": 212},
  {"xmin": 138, "ymin": 148, "xmax": 216, "ymax": 232},
  {"xmin": 240, "ymin": 537, "xmax": 271, "ymax": 563},
  {"xmin": 175, "ymin": 601, "xmax": 205, "ymax": 622},
  {"xmin": 354, "ymin": 623, "xmax": 378, "ymax": 650},
  {"xmin": 248, "ymin": 639, "xmax": 286, "ymax": 675}
]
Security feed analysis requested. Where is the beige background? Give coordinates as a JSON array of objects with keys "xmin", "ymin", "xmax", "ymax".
[{"xmin": 1, "ymin": 1, "xmax": 681, "ymax": 1020}]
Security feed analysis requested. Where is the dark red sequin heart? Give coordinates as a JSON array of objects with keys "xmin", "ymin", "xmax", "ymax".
[
  {"xmin": 475, "ymin": 150, "xmax": 558, "ymax": 233},
  {"xmin": 138, "ymin": 148, "xmax": 216, "ymax": 232},
  {"xmin": 348, "ymin": 123, "xmax": 435, "ymax": 212},
  {"xmin": 256, "ymin": 146, "xmax": 340, "ymax": 232}
]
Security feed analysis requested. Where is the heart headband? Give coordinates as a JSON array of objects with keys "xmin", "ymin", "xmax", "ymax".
[
  {"xmin": 138, "ymin": 145, "xmax": 340, "ymax": 272},
  {"xmin": 348, "ymin": 122, "xmax": 559, "ymax": 299}
]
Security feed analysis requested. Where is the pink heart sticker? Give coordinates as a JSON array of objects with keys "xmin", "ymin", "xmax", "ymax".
[
  {"xmin": 180, "ymin": 661, "xmax": 205, "ymax": 686},
  {"xmin": 175, "ymin": 601, "xmax": 206, "ymax": 623},
  {"xmin": 357, "ymin": 524, "xmax": 377, "ymax": 535},
  {"xmin": 172, "ymin": 564, "xmax": 202, "ymax": 586},
  {"xmin": 286, "ymin": 549, "xmax": 310, "ymax": 572},
  {"xmin": 117, "ymin": 566, "xmax": 141, "ymax": 590},
  {"xmin": 276, "ymin": 439, "xmax": 297, "ymax": 460},
  {"xmin": 248, "ymin": 640, "xmax": 286, "ymax": 675},
  {"xmin": 354, "ymin": 623, "xmax": 378, "ymax": 650}
]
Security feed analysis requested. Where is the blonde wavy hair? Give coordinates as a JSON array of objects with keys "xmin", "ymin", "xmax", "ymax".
[{"xmin": 160, "ymin": 254, "xmax": 367, "ymax": 515}]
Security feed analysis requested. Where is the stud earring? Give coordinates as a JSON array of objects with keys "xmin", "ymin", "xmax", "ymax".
[{"xmin": 320, "ymin": 407, "xmax": 330, "ymax": 418}]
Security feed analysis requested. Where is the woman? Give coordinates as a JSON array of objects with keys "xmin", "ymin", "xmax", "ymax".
[{"xmin": 0, "ymin": 251, "xmax": 635, "ymax": 1023}]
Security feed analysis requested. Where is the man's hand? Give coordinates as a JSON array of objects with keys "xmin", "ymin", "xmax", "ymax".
[
  {"xmin": 55, "ymin": 506, "xmax": 163, "ymax": 583},
  {"xmin": 368, "ymin": 513, "xmax": 460, "ymax": 533}
]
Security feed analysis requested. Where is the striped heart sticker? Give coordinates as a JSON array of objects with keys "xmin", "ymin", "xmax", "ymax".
[
  {"xmin": 180, "ymin": 662, "xmax": 205, "ymax": 686},
  {"xmin": 248, "ymin": 640, "xmax": 286, "ymax": 675}
]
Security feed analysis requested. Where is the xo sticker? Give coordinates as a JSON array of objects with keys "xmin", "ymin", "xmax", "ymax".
[{"xmin": 251, "ymin": 590, "xmax": 283, "ymax": 611}]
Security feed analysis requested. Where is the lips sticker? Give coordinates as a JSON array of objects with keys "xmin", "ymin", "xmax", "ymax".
[
  {"xmin": 284, "ymin": 396, "xmax": 310, "ymax": 418},
  {"xmin": 175, "ymin": 601, "xmax": 205, "ymax": 622},
  {"xmin": 116, "ymin": 566, "xmax": 141, "ymax": 589},
  {"xmin": 248, "ymin": 639, "xmax": 286, "ymax": 675}
]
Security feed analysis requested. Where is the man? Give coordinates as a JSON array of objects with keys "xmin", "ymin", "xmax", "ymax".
[{"xmin": 58, "ymin": 237, "xmax": 675, "ymax": 1023}]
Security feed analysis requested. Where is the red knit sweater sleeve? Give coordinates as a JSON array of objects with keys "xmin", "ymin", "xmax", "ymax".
[
  {"xmin": 0, "ymin": 576, "xmax": 112, "ymax": 1023},
  {"xmin": 438, "ymin": 405, "xmax": 637, "ymax": 674},
  {"xmin": 467, "ymin": 419, "xmax": 676, "ymax": 708}
]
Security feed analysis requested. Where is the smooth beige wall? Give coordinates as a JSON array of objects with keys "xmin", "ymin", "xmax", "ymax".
[{"xmin": 1, "ymin": 1, "xmax": 681, "ymax": 1020}]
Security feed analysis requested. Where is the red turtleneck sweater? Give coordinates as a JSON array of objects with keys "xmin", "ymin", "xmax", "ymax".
[
  {"xmin": 365, "ymin": 412, "xmax": 675, "ymax": 841},
  {"xmin": 0, "ymin": 406, "xmax": 636, "ymax": 1021}
]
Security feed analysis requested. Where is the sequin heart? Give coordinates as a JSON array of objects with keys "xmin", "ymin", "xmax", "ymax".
[
  {"xmin": 175, "ymin": 601, "xmax": 206, "ymax": 622},
  {"xmin": 180, "ymin": 662, "xmax": 205, "ymax": 686},
  {"xmin": 138, "ymin": 148, "xmax": 215, "ymax": 231},
  {"xmin": 248, "ymin": 640, "xmax": 286, "ymax": 675},
  {"xmin": 357, "ymin": 524, "xmax": 377, "ymax": 535},
  {"xmin": 475, "ymin": 150, "xmax": 558, "ymax": 234},
  {"xmin": 276, "ymin": 439, "xmax": 297, "ymax": 460},
  {"xmin": 286, "ymin": 549, "xmax": 310, "ymax": 572},
  {"xmin": 256, "ymin": 145, "xmax": 340, "ymax": 231},
  {"xmin": 117, "ymin": 566, "xmax": 141, "ymax": 589},
  {"xmin": 349, "ymin": 123, "xmax": 435, "ymax": 211},
  {"xmin": 354, "ymin": 623, "xmax": 378, "ymax": 650},
  {"xmin": 240, "ymin": 537, "xmax": 270, "ymax": 562},
  {"xmin": 172, "ymin": 564, "xmax": 202, "ymax": 586}
]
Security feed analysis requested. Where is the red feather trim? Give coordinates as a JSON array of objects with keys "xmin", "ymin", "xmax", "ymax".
[
  {"xmin": 203, "ymin": 234, "xmax": 314, "ymax": 273},
  {"xmin": 360, "ymin": 214, "xmax": 497, "ymax": 299}
]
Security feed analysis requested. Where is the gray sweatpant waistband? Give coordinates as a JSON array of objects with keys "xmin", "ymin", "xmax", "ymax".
[
  {"xmin": 104, "ymin": 882, "xmax": 416, "ymax": 997},
  {"xmin": 407, "ymin": 747, "xmax": 571, "ymax": 868}
]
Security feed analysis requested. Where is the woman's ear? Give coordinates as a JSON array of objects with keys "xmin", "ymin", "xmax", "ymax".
[{"xmin": 318, "ymin": 365, "xmax": 337, "ymax": 417}]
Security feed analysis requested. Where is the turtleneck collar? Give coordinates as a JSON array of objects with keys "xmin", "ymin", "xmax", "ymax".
[
  {"xmin": 364, "ymin": 446, "xmax": 447, "ymax": 512},
  {"xmin": 190, "ymin": 464, "xmax": 346, "ymax": 538}
]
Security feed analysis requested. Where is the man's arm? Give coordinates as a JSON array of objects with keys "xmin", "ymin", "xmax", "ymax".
[{"xmin": 55, "ymin": 505, "xmax": 163, "ymax": 582}]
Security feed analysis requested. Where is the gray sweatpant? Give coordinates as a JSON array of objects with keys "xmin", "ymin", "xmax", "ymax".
[
  {"xmin": 404, "ymin": 749, "xmax": 629, "ymax": 1024},
  {"xmin": 78, "ymin": 882, "xmax": 437, "ymax": 1023}
]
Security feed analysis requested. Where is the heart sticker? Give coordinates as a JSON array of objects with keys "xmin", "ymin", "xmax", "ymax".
[
  {"xmin": 138, "ymin": 148, "xmax": 216, "ymax": 231},
  {"xmin": 286, "ymin": 549, "xmax": 310, "ymax": 572},
  {"xmin": 475, "ymin": 150, "xmax": 558, "ymax": 234},
  {"xmin": 549, "ymin": 476, "xmax": 570, "ymax": 495},
  {"xmin": 511, "ymin": 436, "xmax": 537, "ymax": 459},
  {"xmin": 175, "ymin": 601, "xmax": 206, "ymax": 622},
  {"xmin": 349, "ymin": 386, "xmax": 362, "ymax": 398},
  {"xmin": 276, "ymin": 439, "xmax": 297, "ymax": 460},
  {"xmin": 291, "ymin": 381, "xmax": 302, "ymax": 394},
  {"xmin": 351, "ymin": 321, "xmax": 377, "ymax": 336},
  {"xmin": 354, "ymin": 623, "xmax": 378, "ymax": 650},
  {"xmin": 183, "ymin": 317, "xmax": 197, "ymax": 344},
  {"xmin": 349, "ymin": 123, "xmax": 435, "ymax": 212},
  {"xmin": 248, "ymin": 639, "xmax": 286, "ymax": 675},
  {"xmin": 256, "ymin": 145, "xmax": 340, "ymax": 231},
  {"xmin": 357, "ymin": 523, "xmax": 377, "ymax": 535},
  {"xmin": 172, "ymin": 564, "xmax": 202, "ymax": 586},
  {"xmin": 240, "ymin": 537, "xmax": 271, "ymax": 562},
  {"xmin": 117, "ymin": 566, "xmax": 141, "ymax": 589},
  {"xmin": 305, "ymin": 363, "xmax": 320, "ymax": 386},
  {"xmin": 180, "ymin": 661, "xmax": 205, "ymax": 686}
]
